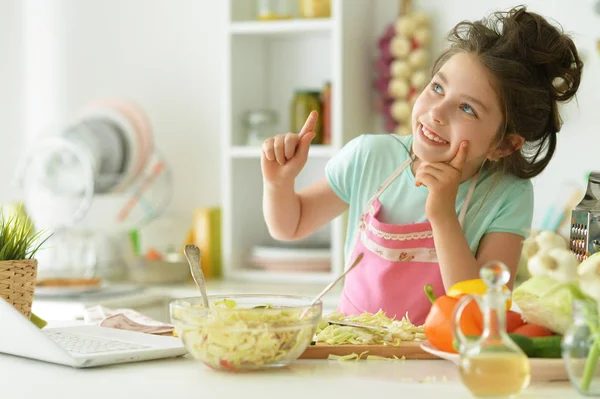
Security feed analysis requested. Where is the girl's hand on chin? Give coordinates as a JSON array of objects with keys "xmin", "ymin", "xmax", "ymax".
[{"xmin": 415, "ymin": 141, "xmax": 469, "ymax": 221}]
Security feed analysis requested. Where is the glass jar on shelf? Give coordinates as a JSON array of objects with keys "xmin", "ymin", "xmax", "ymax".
[
  {"xmin": 256, "ymin": 0, "xmax": 293, "ymax": 21},
  {"xmin": 291, "ymin": 90, "xmax": 322, "ymax": 144},
  {"xmin": 298, "ymin": 0, "xmax": 331, "ymax": 19},
  {"xmin": 242, "ymin": 109, "xmax": 278, "ymax": 146},
  {"xmin": 320, "ymin": 82, "xmax": 331, "ymax": 145}
]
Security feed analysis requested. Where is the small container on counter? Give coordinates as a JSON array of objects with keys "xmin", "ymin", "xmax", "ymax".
[
  {"xmin": 298, "ymin": 0, "xmax": 331, "ymax": 18},
  {"xmin": 181, "ymin": 207, "xmax": 222, "ymax": 280},
  {"xmin": 291, "ymin": 90, "xmax": 322, "ymax": 144},
  {"xmin": 128, "ymin": 256, "xmax": 191, "ymax": 285},
  {"xmin": 562, "ymin": 299, "xmax": 600, "ymax": 396}
]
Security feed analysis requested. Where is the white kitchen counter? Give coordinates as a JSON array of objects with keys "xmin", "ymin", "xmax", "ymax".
[
  {"xmin": 163, "ymin": 279, "xmax": 342, "ymax": 301},
  {"xmin": 0, "ymin": 351, "xmax": 581, "ymax": 399},
  {"xmin": 6, "ymin": 280, "xmax": 585, "ymax": 398},
  {"xmin": 32, "ymin": 279, "xmax": 344, "ymax": 323}
]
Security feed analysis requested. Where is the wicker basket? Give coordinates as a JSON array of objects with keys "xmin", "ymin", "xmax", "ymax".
[{"xmin": 0, "ymin": 259, "xmax": 37, "ymax": 318}]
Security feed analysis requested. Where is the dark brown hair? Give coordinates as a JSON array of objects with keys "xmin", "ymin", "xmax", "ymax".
[{"xmin": 431, "ymin": 5, "xmax": 583, "ymax": 179}]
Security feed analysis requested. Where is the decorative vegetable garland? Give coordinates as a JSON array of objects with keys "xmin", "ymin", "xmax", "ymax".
[{"xmin": 375, "ymin": 0, "xmax": 432, "ymax": 135}]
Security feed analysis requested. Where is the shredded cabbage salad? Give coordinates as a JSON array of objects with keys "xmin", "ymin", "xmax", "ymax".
[
  {"xmin": 172, "ymin": 299, "xmax": 425, "ymax": 369},
  {"xmin": 327, "ymin": 352, "xmax": 406, "ymax": 361},
  {"xmin": 314, "ymin": 310, "xmax": 425, "ymax": 346},
  {"xmin": 171, "ymin": 299, "xmax": 318, "ymax": 370}
]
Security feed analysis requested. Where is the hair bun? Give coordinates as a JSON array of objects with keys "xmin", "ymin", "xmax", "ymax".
[{"xmin": 504, "ymin": 6, "xmax": 582, "ymax": 103}]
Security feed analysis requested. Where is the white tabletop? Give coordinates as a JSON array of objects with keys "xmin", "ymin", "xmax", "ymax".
[
  {"xmin": 0, "ymin": 352, "xmax": 581, "ymax": 399},
  {"xmin": 22, "ymin": 281, "xmax": 581, "ymax": 398}
]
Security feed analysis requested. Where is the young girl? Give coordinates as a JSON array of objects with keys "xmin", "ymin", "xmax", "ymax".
[{"xmin": 260, "ymin": 6, "xmax": 583, "ymax": 325}]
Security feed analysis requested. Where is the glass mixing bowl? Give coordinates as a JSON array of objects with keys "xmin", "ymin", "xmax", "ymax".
[{"xmin": 170, "ymin": 294, "xmax": 322, "ymax": 371}]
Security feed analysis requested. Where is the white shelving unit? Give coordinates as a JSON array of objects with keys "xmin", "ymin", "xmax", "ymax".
[{"xmin": 221, "ymin": 0, "xmax": 374, "ymax": 283}]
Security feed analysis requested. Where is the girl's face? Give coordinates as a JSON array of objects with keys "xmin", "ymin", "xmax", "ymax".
[{"xmin": 411, "ymin": 52, "xmax": 504, "ymax": 173}]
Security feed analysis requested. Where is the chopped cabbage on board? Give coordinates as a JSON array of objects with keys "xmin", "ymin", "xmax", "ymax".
[{"xmin": 314, "ymin": 310, "xmax": 425, "ymax": 346}]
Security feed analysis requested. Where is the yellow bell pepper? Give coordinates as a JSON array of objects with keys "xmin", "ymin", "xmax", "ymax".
[{"xmin": 447, "ymin": 278, "xmax": 512, "ymax": 310}]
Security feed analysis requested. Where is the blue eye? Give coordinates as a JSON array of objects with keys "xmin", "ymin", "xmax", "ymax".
[
  {"xmin": 460, "ymin": 103, "xmax": 476, "ymax": 116},
  {"xmin": 431, "ymin": 82, "xmax": 443, "ymax": 94}
]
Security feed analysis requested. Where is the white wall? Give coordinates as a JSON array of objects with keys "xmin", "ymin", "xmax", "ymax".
[
  {"xmin": 0, "ymin": 1, "xmax": 24, "ymax": 204},
  {"xmin": 5, "ymin": 0, "xmax": 600, "ymax": 240},
  {"xmin": 17, "ymin": 0, "xmax": 226, "ymax": 246},
  {"xmin": 59, "ymin": 0, "xmax": 225, "ymax": 216}
]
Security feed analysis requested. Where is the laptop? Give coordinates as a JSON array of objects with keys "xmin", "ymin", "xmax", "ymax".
[{"xmin": 0, "ymin": 298, "xmax": 188, "ymax": 368}]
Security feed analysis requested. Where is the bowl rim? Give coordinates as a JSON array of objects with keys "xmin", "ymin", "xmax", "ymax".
[{"xmin": 169, "ymin": 293, "xmax": 323, "ymax": 314}]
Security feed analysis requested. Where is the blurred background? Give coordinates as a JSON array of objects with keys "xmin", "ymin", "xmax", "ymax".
[{"xmin": 0, "ymin": 0, "xmax": 598, "ymax": 308}]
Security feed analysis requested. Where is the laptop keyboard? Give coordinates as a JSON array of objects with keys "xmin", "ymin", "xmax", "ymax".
[{"xmin": 44, "ymin": 330, "xmax": 152, "ymax": 355}]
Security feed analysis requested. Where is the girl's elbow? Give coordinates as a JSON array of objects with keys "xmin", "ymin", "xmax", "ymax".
[
  {"xmin": 267, "ymin": 227, "xmax": 298, "ymax": 242},
  {"xmin": 267, "ymin": 226, "xmax": 311, "ymax": 242}
]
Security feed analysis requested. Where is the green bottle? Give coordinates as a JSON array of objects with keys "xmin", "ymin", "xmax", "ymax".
[{"xmin": 291, "ymin": 90, "xmax": 322, "ymax": 144}]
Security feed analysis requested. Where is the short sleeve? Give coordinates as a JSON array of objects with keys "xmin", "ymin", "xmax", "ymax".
[
  {"xmin": 485, "ymin": 180, "xmax": 534, "ymax": 238},
  {"xmin": 325, "ymin": 135, "xmax": 366, "ymax": 204}
]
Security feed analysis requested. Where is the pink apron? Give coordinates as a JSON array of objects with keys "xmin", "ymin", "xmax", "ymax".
[{"xmin": 338, "ymin": 156, "xmax": 478, "ymax": 326}]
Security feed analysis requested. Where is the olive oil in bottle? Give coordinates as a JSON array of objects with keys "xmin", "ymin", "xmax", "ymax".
[{"xmin": 453, "ymin": 261, "xmax": 531, "ymax": 398}]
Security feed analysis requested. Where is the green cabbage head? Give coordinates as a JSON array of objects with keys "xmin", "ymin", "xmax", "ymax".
[{"xmin": 512, "ymin": 276, "xmax": 587, "ymax": 334}]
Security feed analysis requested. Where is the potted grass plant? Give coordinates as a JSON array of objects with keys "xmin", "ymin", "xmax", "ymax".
[{"xmin": 0, "ymin": 203, "xmax": 51, "ymax": 327}]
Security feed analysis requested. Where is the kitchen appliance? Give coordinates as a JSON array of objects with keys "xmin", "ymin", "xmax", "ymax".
[
  {"xmin": 569, "ymin": 171, "xmax": 600, "ymax": 261},
  {"xmin": 15, "ymin": 100, "xmax": 173, "ymax": 281}
]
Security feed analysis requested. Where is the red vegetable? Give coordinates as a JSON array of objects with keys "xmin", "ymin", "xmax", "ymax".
[
  {"xmin": 506, "ymin": 310, "xmax": 526, "ymax": 333},
  {"xmin": 512, "ymin": 323, "xmax": 555, "ymax": 337}
]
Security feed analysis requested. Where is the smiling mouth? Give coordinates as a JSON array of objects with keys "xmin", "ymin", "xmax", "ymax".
[{"xmin": 420, "ymin": 124, "xmax": 449, "ymax": 145}]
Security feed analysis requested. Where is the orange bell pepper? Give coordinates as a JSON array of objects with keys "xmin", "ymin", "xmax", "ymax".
[{"xmin": 423, "ymin": 284, "xmax": 483, "ymax": 353}]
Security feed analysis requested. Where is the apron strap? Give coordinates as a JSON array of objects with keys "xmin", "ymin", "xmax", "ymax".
[
  {"xmin": 365, "ymin": 155, "xmax": 414, "ymax": 213},
  {"xmin": 364, "ymin": 153, "xmax": 479, "ymax": 225},
  {"xmin": 457, "ymin": 172, "xmax": 479, "ymax": 227}
]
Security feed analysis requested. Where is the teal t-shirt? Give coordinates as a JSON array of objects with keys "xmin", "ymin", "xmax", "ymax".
[{"xmin": 325, "ymin": 134, "xmax": 534, "ymax": 260}]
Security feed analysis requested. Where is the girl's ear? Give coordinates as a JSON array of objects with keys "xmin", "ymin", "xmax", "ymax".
[{"xmin": 487, "ymin": 134, "xmax": 525, "ymax": 161}]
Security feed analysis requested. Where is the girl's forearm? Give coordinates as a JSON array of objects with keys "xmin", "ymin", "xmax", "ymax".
[
  {"xmin": 430, "ymin": 214, "xmax": 480, "ymax": 289},
  {"xmin": 262, "ymin": 181, "xmax": 302, "ymax": 241}
]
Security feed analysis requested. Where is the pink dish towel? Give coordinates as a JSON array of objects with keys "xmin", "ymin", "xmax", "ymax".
[{"xmin": 84, "ymin": 305, "xmax": 174, "ymax": 336}]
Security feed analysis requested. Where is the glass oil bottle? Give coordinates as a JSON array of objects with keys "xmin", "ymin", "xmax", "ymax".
[{"xmin": 452, "ymin": 261, "xmax": 531, "ymax": 398}]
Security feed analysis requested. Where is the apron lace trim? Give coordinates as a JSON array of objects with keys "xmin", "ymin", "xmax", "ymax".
[
  {"xmin": 360, "ymin": 231, "xmax": 438, "ymax": 263},
  {"xmin": 366, "ymin": 223, "xmax": 434, "ymax": 241}
]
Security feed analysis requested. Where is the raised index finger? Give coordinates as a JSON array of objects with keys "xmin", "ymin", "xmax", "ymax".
[
  {"xmin": 449, "ymin": 141, "xmax": 469, "ymax": 170},
  {"xmin": 298, "ymin": 110, "xmax": 319, "ymax": 138}
]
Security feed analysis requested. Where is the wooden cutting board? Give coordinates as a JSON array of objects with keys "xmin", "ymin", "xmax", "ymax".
[{"xmin": 299, "ymin": 341, "xmax": 440, "ymax": 360}]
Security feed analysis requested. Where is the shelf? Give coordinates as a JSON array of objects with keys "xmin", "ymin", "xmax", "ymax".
[
  {"xmin": 230, "ymin": 145, "xmax": 336, "ymax": 158},
  {"xmin": 222, "ymin": 0, "xmax": 375, "ymax": 284},
  {"xmin": 229, "ymin": 19, "xmax": 333, "ymax": 36}
]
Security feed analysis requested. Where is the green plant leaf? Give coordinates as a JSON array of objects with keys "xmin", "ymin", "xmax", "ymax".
[{"xmin": 0, "ymin": 204, "xmax": 52, "ymax": 260}]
